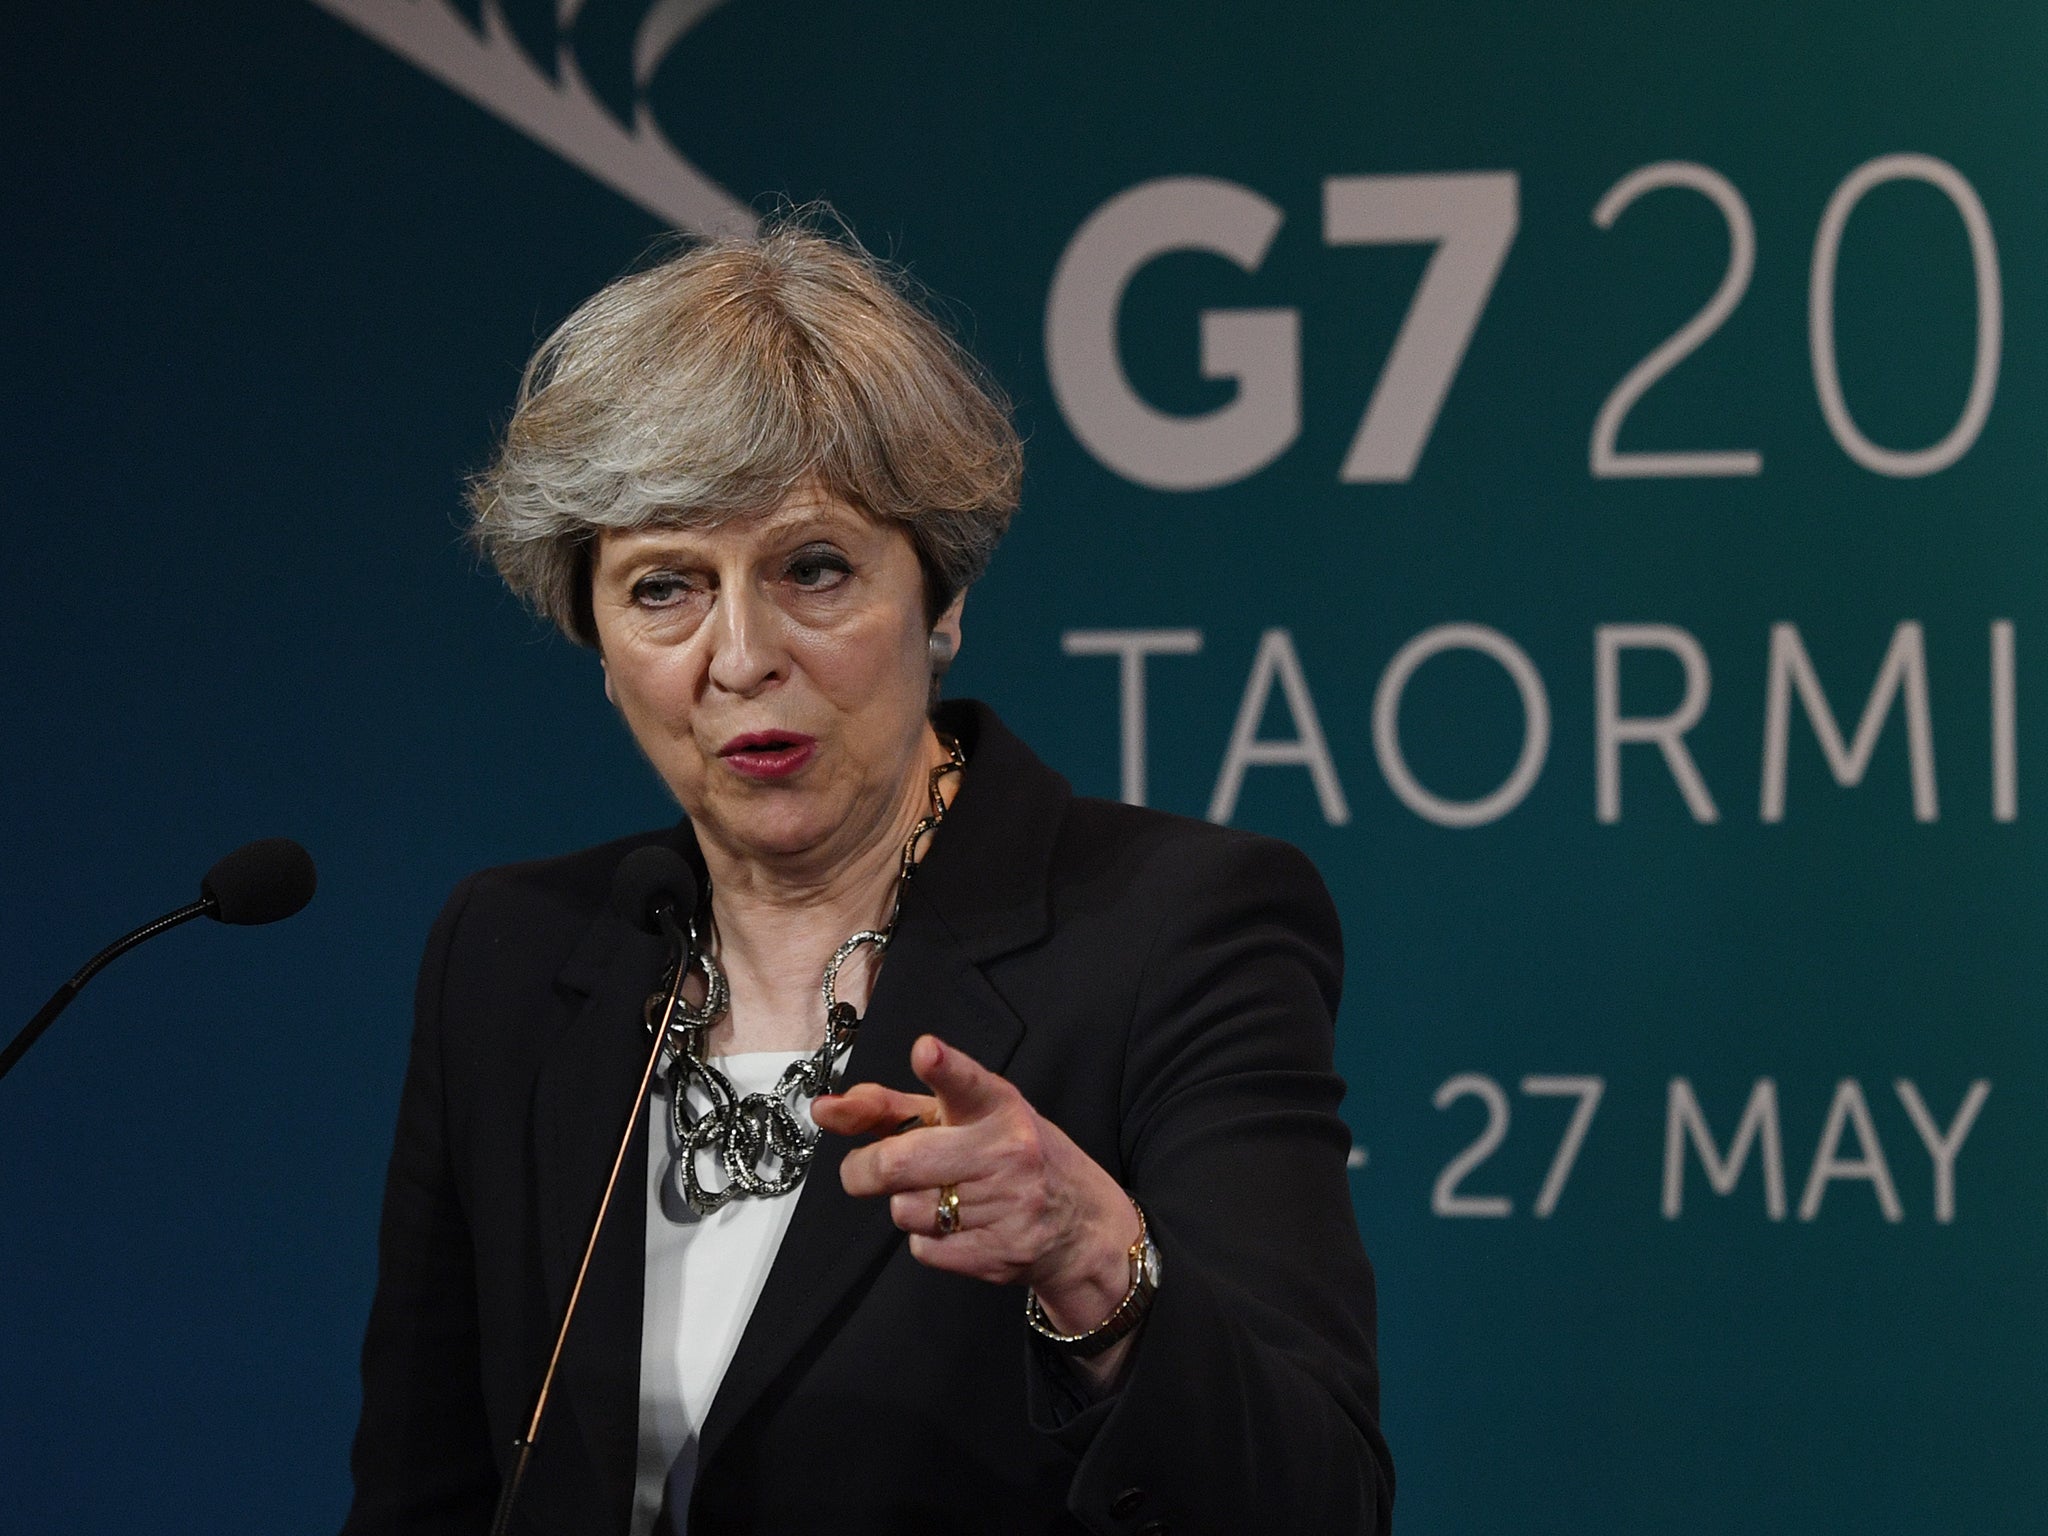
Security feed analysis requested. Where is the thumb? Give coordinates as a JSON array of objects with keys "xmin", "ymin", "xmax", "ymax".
[
  {"xmin": 911, "ymin": 1035, "xmax": 1010, "ymax": 1123},
  {"xmin": 811, "ymin": 1081, "xmax": 936, "ymax": 1138}
]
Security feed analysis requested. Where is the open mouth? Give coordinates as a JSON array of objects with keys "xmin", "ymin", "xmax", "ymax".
[{"xmin": 717, "ymin": 731, "xmax": 818, "ymax": 780}]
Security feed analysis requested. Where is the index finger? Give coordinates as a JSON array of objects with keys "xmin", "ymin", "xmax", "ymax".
[{"xmin": 910, "ymin": 1035, "xmax": 1014, "ymax": 1123}]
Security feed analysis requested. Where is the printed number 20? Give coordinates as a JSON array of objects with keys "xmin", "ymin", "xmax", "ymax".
[{"xmin": 1591, "ymin": 154, "xmax": 2001, "ymax": 480}]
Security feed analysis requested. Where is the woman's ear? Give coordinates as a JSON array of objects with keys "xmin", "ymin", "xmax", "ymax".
[
  {"xmin": 601, "ymin": 655, "xmax": 614, "ymax": 706},
  {"xmin": 932, "ymin": 590, "xmax": 966, "ymax": 672}
]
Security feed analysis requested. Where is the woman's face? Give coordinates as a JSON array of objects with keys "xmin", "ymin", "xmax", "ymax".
[{"xmin": 590, "ymin": 487, "xmax": 960, "ymax": 875}]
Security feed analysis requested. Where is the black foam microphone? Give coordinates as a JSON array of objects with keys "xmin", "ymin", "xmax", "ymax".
[
  {"xmin": 611, "ymin": 844, "xmax": 699, "ymax": 943},
  {"xmin": 202, "ymin": 837, "xmax": 318, "ymax": 926},
  {"xmin": 0, "ymin": 837, "xmax": 318, "ymax": 1085},
  {"xmin": 490, "ymin": 845, "xmax": 699, "ymax": 1536}
]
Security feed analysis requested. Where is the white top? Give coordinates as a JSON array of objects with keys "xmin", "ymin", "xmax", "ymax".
[{"xmin": 631, "ymin": 1051, "xmax": 815, "ymax": 1536}]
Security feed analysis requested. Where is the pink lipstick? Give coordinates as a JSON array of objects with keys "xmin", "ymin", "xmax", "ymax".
[{"xmin": 717, "ymin": 730, "xmax": 818, "ymax": 781}]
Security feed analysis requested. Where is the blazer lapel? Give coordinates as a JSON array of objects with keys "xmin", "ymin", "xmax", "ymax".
[
  {"xmin": 696, "ymin": 702, "xmax": 1072, "ymax": 1471},
  {"xmin": 694, "ymin": 890, "xmax": 1027, "ymax": 1471},
  {"xmin": 532, "ymin": 905, "xmax": 670, "ymax": 1525}
]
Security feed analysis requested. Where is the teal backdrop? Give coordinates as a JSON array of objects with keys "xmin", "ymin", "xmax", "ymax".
[{"xmin": 2, "ymin": 1, "xmax": 2044, "ymax": 1529}]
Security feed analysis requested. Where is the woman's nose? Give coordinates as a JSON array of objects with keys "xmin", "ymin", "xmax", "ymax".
[{"xmin": 704, "ymin": 584, "xmax": 786, "ymax": 696}]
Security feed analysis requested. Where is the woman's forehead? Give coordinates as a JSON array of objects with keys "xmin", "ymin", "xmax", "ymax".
[{"xmin": 599, "ymin": 490, "xmax": 889, "ymax": 558}]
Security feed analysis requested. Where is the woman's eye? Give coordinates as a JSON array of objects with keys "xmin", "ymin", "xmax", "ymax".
[
  {"xmin": 787, "ymin": 549, "xmax": 852, "ymax": 590},
  {"xmin": 631, "ymin": 573, "xmax": 700, "ymax": 607}
]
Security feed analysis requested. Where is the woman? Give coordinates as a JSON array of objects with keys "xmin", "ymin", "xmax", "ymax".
[{"xmin": 343, "ymin": 220, "xmax": 1392, "ymax": 1534}]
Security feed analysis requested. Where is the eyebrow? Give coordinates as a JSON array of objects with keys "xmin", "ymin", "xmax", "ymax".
[
  {"xmin": 604, "ymin": 505, "xmax": 871, "ymax": 566},
  {"xmin": 745, "ymin": 503, "xmax": 870, "ymax": 540}
]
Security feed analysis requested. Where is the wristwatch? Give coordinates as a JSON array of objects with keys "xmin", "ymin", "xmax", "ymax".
[{"xmin": 1024, "ymin": 1198, "xmax": 1162, "ymax": 1357}]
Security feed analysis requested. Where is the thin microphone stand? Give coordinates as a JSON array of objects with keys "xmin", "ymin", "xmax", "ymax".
[
  {"xmin": 489, "ymin": 909, "xmax": 691, "ymax": 1536},
  {"xmin": 0, "ymin": 898, "xmax": 214, "ymax": 1084}
]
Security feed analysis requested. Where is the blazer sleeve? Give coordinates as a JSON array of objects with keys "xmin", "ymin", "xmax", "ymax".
[
  {"xmin": 341, "ymin": 876, "xmax": 499, "ymax": 1535},
  {"xmin": 1030, "ymin": 831, "xmax": 1393, "ymax": 1534}
]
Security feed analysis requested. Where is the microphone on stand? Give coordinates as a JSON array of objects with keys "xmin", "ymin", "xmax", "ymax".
[
  {"xmin": 490, "ymin": 845, "xmax": 699, "ymax": 1536},
  {"xmin": 0, "ymin": 837, "xmax": 318, "ymax": 1085},
  {"xmin": 612, "ymin": 844, "xmax": 698, "ymax": 953}
]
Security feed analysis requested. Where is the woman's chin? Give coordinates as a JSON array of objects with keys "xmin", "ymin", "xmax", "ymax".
[{"xmin": 699, "ymin": 799, "xmax": 847, "ymax": 866}]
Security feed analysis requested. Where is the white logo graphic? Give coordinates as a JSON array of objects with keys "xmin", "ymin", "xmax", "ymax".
[{"xmin": 308, "ymin": 0, "xmax": 756, "ymax": 236}]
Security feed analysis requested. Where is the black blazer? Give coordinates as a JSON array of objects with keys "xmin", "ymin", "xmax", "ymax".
[{"xmin": 343, "ymin": 702, "xmax": 1392, "ymax": 1535}]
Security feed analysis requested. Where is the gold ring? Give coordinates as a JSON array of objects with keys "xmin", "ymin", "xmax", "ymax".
[{"xmin": 935, "ymin": 1184, "xmax": 961, "ymax": 1236}]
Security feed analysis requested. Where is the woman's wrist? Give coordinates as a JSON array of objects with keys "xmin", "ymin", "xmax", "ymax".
[{"xmin": 1031, "ymin": 1191, "xmax": 1144, "ymax": 1336}]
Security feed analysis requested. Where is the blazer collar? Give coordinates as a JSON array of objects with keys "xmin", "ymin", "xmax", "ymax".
[
  {"xmin": 699, "ymin": 701, "xmax": 1073, "ymax": 1469},
  {"xmin": 908, "ymin": 699, "xmax": 1070, "ymax": 962},
  {"xmin": 693, "ymin": 878, "xmax": 1032, "ymax": 1473},
  {"xmin": 534, "ymin": 826, "xmax": 700, "ymax": 1529},
  {"xmin": 529, "ymin": 915, "xmax": 659, "ymax": 1534},
  {"xmin": 549, "ymin": 701, "xmax": 1065, "ymax": 990},
  {"xmin": 535, "ymin": 701, "xmax": 1074, "ymax": 1502}
]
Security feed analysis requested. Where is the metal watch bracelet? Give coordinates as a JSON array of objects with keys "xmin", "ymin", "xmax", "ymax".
[{"xmin": 1023, "ymin": 1197, "xmax": 1161, "ymax": 1358}]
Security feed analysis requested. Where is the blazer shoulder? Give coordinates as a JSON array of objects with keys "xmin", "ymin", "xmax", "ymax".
[
  {"xmin": 1048, "ymin": 796, "xmax": 1342, "ymax": 980},
  {"xmin": 457, "ymin": 826, "xmax": 676, "ymax": 919},
  {"xmin": 425, "ymin": 826, "xmax": 682, "ymax": 991},
  {"xmin": 1056, "ymin": 793, "xmax": 1334, "ymax": 903}
]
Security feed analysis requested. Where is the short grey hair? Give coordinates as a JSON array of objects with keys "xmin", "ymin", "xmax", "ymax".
[{"xmin": 468, "ymin": 215, "xmax": 1024, "ymax": 646}]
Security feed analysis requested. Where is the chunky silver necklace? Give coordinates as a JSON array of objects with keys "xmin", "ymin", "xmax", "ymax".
[{"xmin": 646, "ymin": 735, "xmax": 965, "ymax": 1215}]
